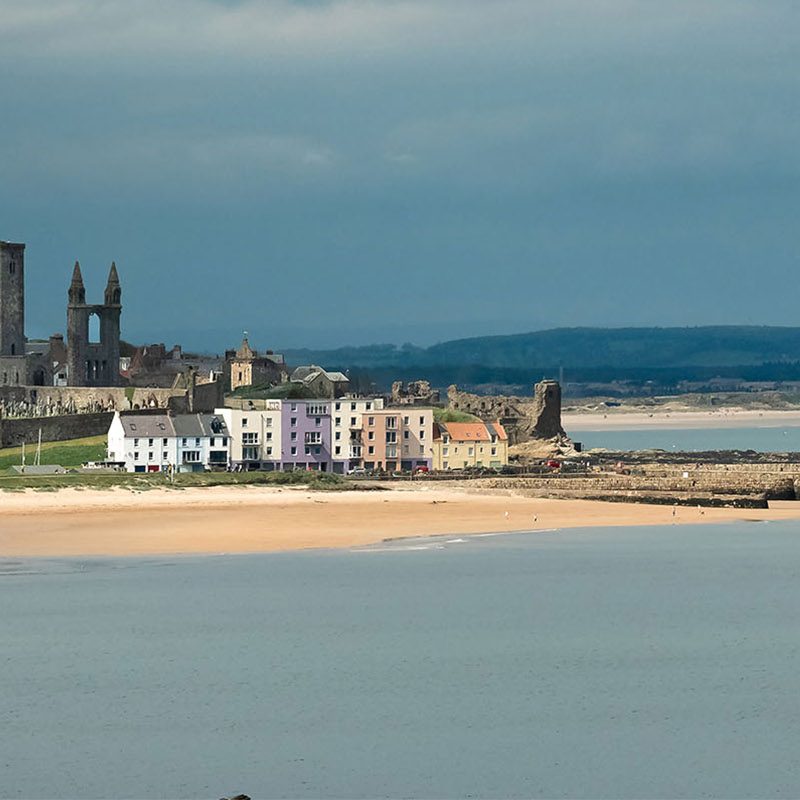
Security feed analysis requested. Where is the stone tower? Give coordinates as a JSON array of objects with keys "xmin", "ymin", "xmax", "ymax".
[
  {"xmin": 66, "ymin": 261, "xmax": 122, "ymax": 386},
  {"xmin": 0, "ymin": 241, "xmax": 25, "ymax": 358}
]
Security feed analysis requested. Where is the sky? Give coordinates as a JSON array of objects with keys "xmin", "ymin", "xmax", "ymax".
[{"xmin": 1, "ymin": 0, "xmax": 798, "ymax": 352}]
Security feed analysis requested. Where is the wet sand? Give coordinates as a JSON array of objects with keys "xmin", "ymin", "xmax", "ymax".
[{"xmin": 2, "ymin": 485, "xmax": 800, "ymax": 558}]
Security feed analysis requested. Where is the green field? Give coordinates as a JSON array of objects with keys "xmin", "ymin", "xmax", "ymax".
[{"xmin": 0, "ymin": 435, "xmax": 108, "ymax": 471}]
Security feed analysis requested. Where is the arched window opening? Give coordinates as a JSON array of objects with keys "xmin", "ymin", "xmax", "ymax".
[{"xmin": 89, "ymin": 313, "xmax": 101, "ymax": 344}]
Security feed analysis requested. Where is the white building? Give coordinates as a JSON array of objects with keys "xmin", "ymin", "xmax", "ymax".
[
  {"xmin": 107, "ymin": 411, "xmax": 230, "ymax": 473},
  {"xmin": 330, "ymin": 396, "xmax": 385, "ymax": 473},
  {"xmin": 217, "ymin": 403, "xmax": 282, "ymax": 469}
]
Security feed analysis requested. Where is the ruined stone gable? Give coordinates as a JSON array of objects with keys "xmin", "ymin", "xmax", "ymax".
[{"xmin": 447, "ymin": 380, "xmax": 566, "ymax": 445}]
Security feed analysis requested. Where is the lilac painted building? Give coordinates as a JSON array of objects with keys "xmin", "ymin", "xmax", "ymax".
[{"xmin": 279, "ymin": 399, "xmax": 333, "ymax": 471}]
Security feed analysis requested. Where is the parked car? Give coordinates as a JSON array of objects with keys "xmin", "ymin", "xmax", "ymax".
[
  {"xmin": 545, "ymin": 459, "xmax": 561, "ymax": 470},
  {"xmin": 347, "ymin": 467, "xmax": 367, "ymax": 476},
  {"xmin": 414, "ymin": 465, "xmax": 430, "ymax": 474}
]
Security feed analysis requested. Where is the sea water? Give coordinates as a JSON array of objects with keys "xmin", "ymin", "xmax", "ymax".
[
  {"xmin": 4, "ymin": 523, "xmax": 800, "ymax": 798},
  {"xmin": 575, "ymin": 424, "xmax": 800, "ymax": 452}
]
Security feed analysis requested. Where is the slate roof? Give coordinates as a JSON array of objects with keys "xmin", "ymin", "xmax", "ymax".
[
  {"xmin": 119, "ymin": 413, "xmax": 228, "ymax": 438},
  {"xmin": 119, "ymin": 414, "xmax": 174, "ymax": 438}
]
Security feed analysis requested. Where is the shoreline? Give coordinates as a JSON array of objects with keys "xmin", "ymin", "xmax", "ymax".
[
  {"xmin": 3, "ymin": 484, "xmax": 800, "ymax": 559},
  {"xmin": 563, "ymin": 408, "xmax": 800, "ymax": 431}
]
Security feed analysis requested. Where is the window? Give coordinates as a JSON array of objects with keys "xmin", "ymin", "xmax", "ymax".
[
  {"xmin": 419, "ymin": 445, "xmax": 425, "ymax": 455},
  {"xmin": 266, "ymin": 418, "xmax": 273, "ymax": 427},
  {"xmin": 419, "ymin": 416, "xmax": 425, "ymax": 425},
  {"xmin": 148, "ymin": 452, "xmax": 154, "ymax": 461},
  {"xmin": 305, "ymin": 432, "xmax": 322, "ymax": 444},
  {"xmin": 419, "ymin": 430, "xmax": 425, "ymax": 440},
  {"xmin": 403, "ymin": 430, "xmax": 409, "ymax": 439},
  {"xmin": 242, "ymin": 432, "xmax": 258, "ymax": 445},
  {"xmin": 210, "ymin": 437, "xmax": 215, "ymax": 447},
  {"xmin": 335, "ymin": 417, "xmax": 341, "ymax": 426},
  {"xmin": 350, "ymin": 417, "xmax": 357, "ymax": 427},
  {"xmin": 335, "ymin": 446, "xmax": 341, "ymax": 455},
  {"xmin": 291, "ymin": 404, "xmax": 297, "ymax": 412},
  {"xmin": 134, "ymin": 438, "xmax": 139, "ymax": 446},
  {"xmin": 266, "ymin": 432, "xmax": 272, "ymax": 441},
  {"xmin": 222, "ymin": 437, "xmax": 227, "ymax": 446},
  {"xmin": 368, "ymin": 446, "xmax": 375, "ymax": 455},
  {"xmin": 134, "ymin": 451, "xmax": 140, "ymax": 461},
  {"xmin": 242, "ymin": 418, "xmax": 248, "ymax": 427},
  {"xmin": 315, "ymin": 417, "xmax": 321, "ymax": 427},
  {"xmin": 491, "ymin": 447, "xmax": 497, "ymax": 456},
  {"xmin": 386, "ymin": 431, "xmax": 397, "ymax": 443},
  {"xmin": 335, "ymin": 402, "xmax": 341, "ymax": 411},
  {"xmin": 148, "ymin": 438, "xmax": 154, "ymax": 446},
  {"xmin": 163, "ymin": 451, "xmax": 168, "ymax": 460},
  {"xmin": 305, "ymin": 447, "xmax": 310, "ymax": 455},
  {"xmin": 366, "ymin": 402, "xmax": 372, "ymax": 410},
  {"xmin": 335, "ymin": 431, "xmax": 341, "ymax": 441},
  {"xmin": 162, "ymin": 438, "xmax": 168, "ymax": 445},
  {"xmin": 386, "ymin": 417, "xmax": 397, "ymax": 429},
  {"xmin": 368, "ymin": 431, "xmax": 374, "ymax": 441},
  {"xmin": 443, "ymin": 461, "xmax": 449, "ymax": 469},
  {"xmin": 266, "ymin": 447, "xmax": 273, "ymax": 456},
  {"xmin": 182, "ymin": 438, "xmax": 187, "ymax": 446},
  {"xmin": 351, "ymin": 402, "xmax": 357, "ymax": 411},
  {"xmin": 443, "ymin": 446, "xmax": 449, "ymax": 456},
  {"xmin": 368, "ymin": 417, "xmax": 374, "ymax": 426},
  {"xmin": 291, "ymin": 417, "xmax": 297, "ymax": 427},
  {"xmin": 315, "ymin": 447, "xmax": 321, "ymax": 455},
  {"xmin": 184, "ymin": 451, "xmax": 201, "ymax": 463},
  {"xmin": 290, "ymin": 446, "xmax": 297, "ymax": 456},
  {"xmin": 195, "ymin": 438, "xmax": 200, "ymax": 446},
  {"xmin": 403, "ymin": 416, "xmax": 410, "ymax": 425},
  {"xmin": 291, "ymin": 432, "xmax": 297, "ymax": 442},
  {"xmin": 468, "ymin": 447, "xmax": 474, "ymax": 456},
  {"xmin": 403, "ymin": 445, "xmax": 409, "ymax": 454}
]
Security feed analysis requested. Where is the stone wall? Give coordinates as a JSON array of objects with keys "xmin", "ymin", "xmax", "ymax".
[
  {"xmin": 0, "ymin": 378, "xmax": 223, "ymax": 418},
  {"xmin": 0, "ymin": 412, "xmax": 113, "ymax": 447},
  {"xmin": 447, "ymin": 380, "xmax": 566, "ymax": 445}
]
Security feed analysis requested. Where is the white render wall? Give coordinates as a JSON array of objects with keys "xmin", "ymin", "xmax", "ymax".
[{"xmin": 331, "ymin": 397, "xmax": 384, "ymax": 462}]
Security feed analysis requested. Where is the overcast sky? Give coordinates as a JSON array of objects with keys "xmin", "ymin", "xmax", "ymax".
[{"xmin": 1, "ymin": 1, "xmax": 798, "ymax": 351}]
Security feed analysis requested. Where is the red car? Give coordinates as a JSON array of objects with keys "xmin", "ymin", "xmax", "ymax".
[{"xmin": 545, "ymin": 460, "xmax": 561, "ymax": 469}]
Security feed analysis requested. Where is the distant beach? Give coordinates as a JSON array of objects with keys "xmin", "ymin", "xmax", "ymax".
[
  {"xmin": 3, "ymin": 484, "xmax": 800, "ymax": 558},
  {"xmin": 563, "ymin": 408, "xmax": 800, "ymax": 431}
]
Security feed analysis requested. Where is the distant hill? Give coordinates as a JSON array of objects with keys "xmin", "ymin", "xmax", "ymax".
[{"xmin": 284, "ymin": 326, "xmax": 800, "ymax": 372}]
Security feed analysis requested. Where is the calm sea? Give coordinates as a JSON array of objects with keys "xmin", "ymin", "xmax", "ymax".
[
  {"xmin": 4, "ymin": 523, "xmax": 800, "ymax": 798},
  {"xmin": 575, "ymin": 424, "xmax": 800, "ymax": 452}
]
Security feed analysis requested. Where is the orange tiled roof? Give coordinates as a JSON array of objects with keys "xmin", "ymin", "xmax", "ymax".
[
  {"xmin": 440, "ymin": 422, "xmax": 492, "ymax": 442},
  {"xmin": 438, "ymin": 420, "xmax": 509, "ymax": 442}
]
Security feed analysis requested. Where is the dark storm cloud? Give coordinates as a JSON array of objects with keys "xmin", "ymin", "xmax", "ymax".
[{"xmin": 0, "ymin": 1, "xmax": 797, "ymax": 348}]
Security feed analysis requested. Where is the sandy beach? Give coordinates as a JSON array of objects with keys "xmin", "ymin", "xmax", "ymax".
[
  {"xmin": 3, "ymin": 484, "xmax": 800, "ymax": 558},
  {"xmin": 563, "ymin": 408, "xmax": 800, "ymax": 431}
]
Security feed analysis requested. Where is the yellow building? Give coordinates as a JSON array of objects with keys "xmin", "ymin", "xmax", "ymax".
[{"xmin": 432, "ymin": 421, "xmax": 509, "ymax": 470}]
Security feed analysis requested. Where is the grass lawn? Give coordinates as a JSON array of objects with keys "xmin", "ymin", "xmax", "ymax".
[
  {"xmin": 433, "ymin": 408, "xmax": 480, "ymax": 424},
  {"xmin": 0, "ymin": 435, "xmax": 108, "ymax": 471}
]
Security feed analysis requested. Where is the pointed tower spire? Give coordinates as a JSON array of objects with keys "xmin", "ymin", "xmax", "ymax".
[
  {"xmin": 69, "ymin": 260, "xmax": 85, "ymax": 304},
  {"xmin": 105, "ymin": 261, "xmax": 121, "ymax": 305}
]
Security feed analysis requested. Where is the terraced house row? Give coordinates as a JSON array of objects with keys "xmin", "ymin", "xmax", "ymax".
[
  {"xmin": 217, "ymin": 399, "xmax": 436, "ymax": 473},
  {"xmin": 107, "ymin": 401, "xmax": 510, "ymax": 474}
]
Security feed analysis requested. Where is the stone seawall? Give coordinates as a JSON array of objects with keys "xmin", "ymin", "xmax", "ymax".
[
  {"xmin": 0, "ymin": 412, "xmax": 113, "ymax": 448},
  {"xmin": 475, "ymin": 473, "xmax": 797, "ymax": 500}
]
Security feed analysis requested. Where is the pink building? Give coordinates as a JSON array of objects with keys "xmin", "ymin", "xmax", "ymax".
[{"xmin": 362, "ymin": 408, "xmax": 434, "ymax": 472}]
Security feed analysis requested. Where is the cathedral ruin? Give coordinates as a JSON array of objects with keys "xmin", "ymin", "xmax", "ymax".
[{"xmin": 0, "ymin": 240, "xmax": 122, "ymax": 388}]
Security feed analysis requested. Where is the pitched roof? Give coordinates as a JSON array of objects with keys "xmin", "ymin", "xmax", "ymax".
[
  {"xmin": 437, "ymin": 421, "xmax": 508, "ymax": 442},
  {"xmin": 119, "ymin": 413, "xmax": 174, "ymax": 438},
  {"xmin": 172, "ymin": 413, "xmax": 229, "ymax": 437}
]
